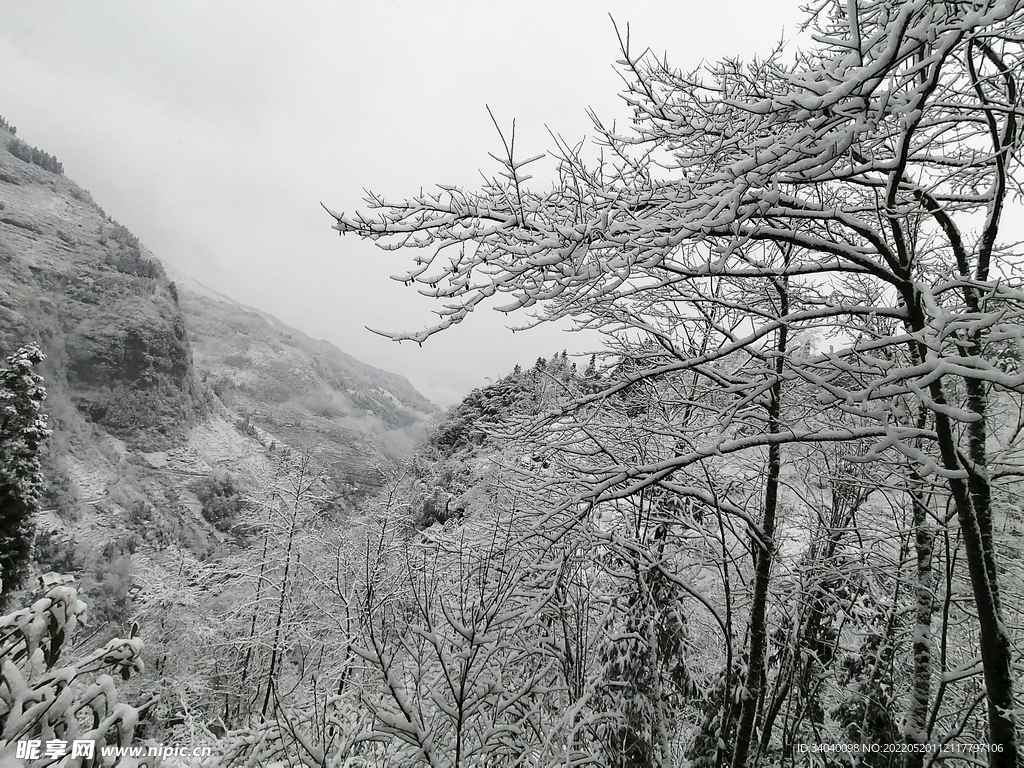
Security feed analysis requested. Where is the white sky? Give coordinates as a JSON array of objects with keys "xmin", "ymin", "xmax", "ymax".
[{"xmin": 0, "ymin": 0, "xmax": 805, "ymax": 406}]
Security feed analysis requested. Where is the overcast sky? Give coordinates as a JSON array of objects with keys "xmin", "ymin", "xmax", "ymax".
[{"xmin": 0, "ymin": 0, "xmax": 806, "ymax": 406}]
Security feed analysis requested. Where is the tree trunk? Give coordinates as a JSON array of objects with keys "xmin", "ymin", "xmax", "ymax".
[
  {"xmin": 732, "ymin": 277, "xmax": 788, "ymax": 768},
  {"xmin": 903, "ymin": 486, "xmax": 934, "ymax": 768},
  {"xmin": 929, "ymin": 388, "xmax": 1018, "ymax": 767}
]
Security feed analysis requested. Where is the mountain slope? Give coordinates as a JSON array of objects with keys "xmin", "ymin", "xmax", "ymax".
[
  {"xmin": 0, "ymin": 121, "xmax": 202, "ymax": 452},
  {"xmin": 0, "ymin": 117, "xmax": 436, "ymax": 606},
  {"xmin": 172, "ymin": 271, "xmax": 437, "ymax": 489}
]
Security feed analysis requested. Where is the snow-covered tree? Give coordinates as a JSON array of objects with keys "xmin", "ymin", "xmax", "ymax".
[
  {"xmin": 333, "ymin": 1, "xmax": 1024, "ymax": 764},
  {"xmin": 0, "ymin": 344, "xmax": 50, "ymax": 605},
  {"xmin": 208, "ymin": 450, "xmax": 336, "ymax": 725}
]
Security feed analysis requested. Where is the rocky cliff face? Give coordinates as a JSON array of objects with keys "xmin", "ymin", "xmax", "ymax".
[{"xmin": 0, "ymin": 121, "xmax": 203, "ymax": 451}]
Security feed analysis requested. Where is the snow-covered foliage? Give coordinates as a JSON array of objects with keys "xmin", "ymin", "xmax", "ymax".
[
  {"xmin": 0, "ymin": 585, "xmax": 145, "ymax": 767},
  {"xmin": 0, "ymin": 344, "xmax": 51, "ymax": 603},
  {"xmin": 142, "ymin": 355, "xmax": 1022, "ymax": 766}
]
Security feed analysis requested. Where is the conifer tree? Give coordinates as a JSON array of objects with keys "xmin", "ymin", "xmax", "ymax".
[{"xmin": 0, "ymin": 344, "xmax": 50, "ymax": 604}]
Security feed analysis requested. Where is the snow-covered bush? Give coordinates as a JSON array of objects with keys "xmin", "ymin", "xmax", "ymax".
[{"xmin": 0, "ymin": 585, "xmax": 145, "ymax": 767}]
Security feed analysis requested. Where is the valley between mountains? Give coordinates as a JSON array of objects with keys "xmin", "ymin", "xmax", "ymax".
[{"xmin": 0, "ymin": 115, "xmax": 437, "ymax": 560}]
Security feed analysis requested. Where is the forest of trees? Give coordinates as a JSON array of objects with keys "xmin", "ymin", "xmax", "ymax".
[
  {"xmin": 6, "ymin": 138, "xmax": 63, "ymax": 175},
  {"xmin": 4, "ymin": 0, "xmax": 1024, "ymax": 767}
]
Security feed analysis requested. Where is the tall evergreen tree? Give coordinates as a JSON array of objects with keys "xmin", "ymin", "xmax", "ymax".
[{"xmin": 0, "ymin": 344, "xmax": 50, "ymax": 604}]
